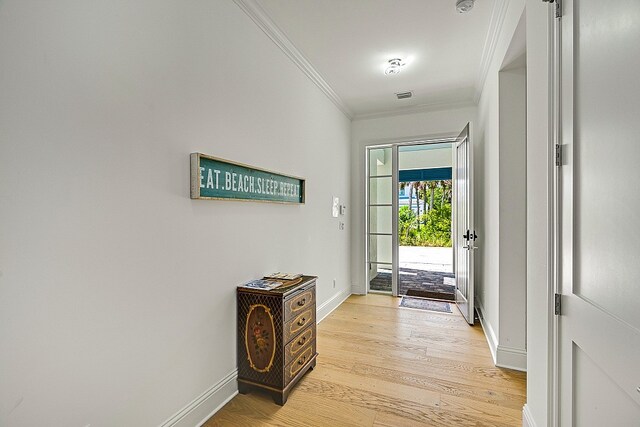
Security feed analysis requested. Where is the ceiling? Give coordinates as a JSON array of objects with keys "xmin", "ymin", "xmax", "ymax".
[{"xmin": 249, "ymin": 0, "xmax": 503, "ymax": 119}]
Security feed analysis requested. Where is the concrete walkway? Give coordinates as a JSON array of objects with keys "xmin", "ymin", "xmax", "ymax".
[{"xmin": 399, "ymin": 246, "xmax": 453, "ymax": 273}]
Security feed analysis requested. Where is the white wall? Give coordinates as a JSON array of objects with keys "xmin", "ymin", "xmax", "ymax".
[
  {"xmin": 399, "ymin": 147, "xmax": 452, "ymax": 170},
  {"xmin": 477, "ymin": 1, "xmax": 555, "ymax": 424},
  {"xmin": 498, "ymin": 64, "xmax": 527, "ymax": 366},
  {"xmin": 524, "ymin": 0, "xmax": 554, "ymax": 425},
  {"xmin": 351, "ymin": 106, "xmax": 477, "ymax": 294},
  {"xmin": 474, "ymin": 0, "xmax": 527, "ymax": 371},
  {"xmin": 0, "ymin": 1, "xmax": 351, "ymax": 426}
]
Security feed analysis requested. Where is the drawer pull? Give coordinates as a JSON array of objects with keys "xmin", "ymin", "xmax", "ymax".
[
  {"xmin": 298, "ymin": 336, "xmax": 306, "ymax": 345},
  {"xmin": 298, "ymin": 355, "xmax": 307, "ymax": 365},
  {"xmin": 297, "ymin": 317, "xmax": 306, "ymax": 326},
  {"xmin": 297, "ymin": 298, "xmax": 306, "ymax": 307}
]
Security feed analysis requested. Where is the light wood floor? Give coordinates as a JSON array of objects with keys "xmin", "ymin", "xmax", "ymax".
[{"xmin": 205, "ymin": 294, "xmax": 526, "ymax": 426}]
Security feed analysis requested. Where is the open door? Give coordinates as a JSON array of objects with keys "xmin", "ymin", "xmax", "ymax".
[
  {"xmin": 454, "ymin": 123, "xmax": 475, "ymax": 325},
  {"xmin": 557, "ymin": 1, "xmax": 640, "ymax": 424}
]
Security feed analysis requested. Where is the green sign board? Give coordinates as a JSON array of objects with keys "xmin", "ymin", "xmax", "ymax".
[{"xmin": 190, "ymin": 153, "xmax": 305, "ymax": 204}]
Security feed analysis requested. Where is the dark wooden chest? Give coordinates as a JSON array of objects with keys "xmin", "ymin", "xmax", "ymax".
[{"xmin": 236, "ymin": 276, "xmax": 317, "ymax": 405}]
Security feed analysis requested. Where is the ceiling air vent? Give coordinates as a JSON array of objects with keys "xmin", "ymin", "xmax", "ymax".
[{"xmin": 396, "ymin": 91, "xmax": 413, "ymax": 100}]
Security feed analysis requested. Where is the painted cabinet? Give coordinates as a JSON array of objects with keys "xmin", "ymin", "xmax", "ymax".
[{"xmin": 236, "ymin": 276, "xmax": 317, "ymax": 405}]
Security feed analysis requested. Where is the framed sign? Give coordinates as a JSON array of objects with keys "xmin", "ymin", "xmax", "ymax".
[{"xmin": 190, "ymin": 153, "xmax": 305, "ymax": 204}]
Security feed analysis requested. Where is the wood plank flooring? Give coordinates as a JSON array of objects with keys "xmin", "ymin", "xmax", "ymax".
[{"xmin": 204, "ymin": 294, "xmax": 526, "ymax": 426}]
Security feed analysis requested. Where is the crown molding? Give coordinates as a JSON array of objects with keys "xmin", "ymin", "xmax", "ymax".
[
  {"xmin": 474, "ymin": 0, "xmax": 509, "ymax": 103},
  {"xmin": 353, "ymin": 98, "xmax": 476, "ymax": 122},
  {"xmin": 233, "ymin": 0, "xmax": 354, "ymax": 120}
]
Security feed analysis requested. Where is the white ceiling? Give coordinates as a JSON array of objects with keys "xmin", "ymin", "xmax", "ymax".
[{"xmin": 251, "ymin": 0, "xmax": 501, "ymax": 119}]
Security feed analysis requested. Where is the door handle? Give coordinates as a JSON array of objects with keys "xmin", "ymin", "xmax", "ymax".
[
  {"xmin": 463, "ymin": 245, "xmax": 478, "ymax": 250},
  {"xmin": 463, "ymin": 230, "xmax": 478, "ymax": 241}
]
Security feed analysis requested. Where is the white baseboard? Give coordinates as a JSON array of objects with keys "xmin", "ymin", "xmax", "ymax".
[
  {"xmin": 160, "ymin": 288, "xmax": 351, "ymax": 426},
  {"xmin": 475, "ymin": 300, "xmax": 527, "ymax": 371},
  {"xmin": 475, "ymin": 299, "xmax": 498, "ymax": 363},
  {"xmin": 496, "ymin": 345, "xmax": 527, "ymax": 372},
  {"xmin": 159, "ymin": 369, "xmax": 238, "ymax": 427},
  {"xmin": 317, "ymin": 288, "xmax": 351, "ymax": 323},
  {"xmin": 522, "ymin": 404, "xmax": 536, "ymax": 427},
  {"xmin": 350, "ymin": 282, "xmax": 366, "ymax": 295}
]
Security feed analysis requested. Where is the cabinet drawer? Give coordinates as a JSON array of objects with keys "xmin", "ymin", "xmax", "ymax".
[
  {"xmin": 284, "ymin": 308, "xmax": 315, "ymax": 344},
  {"xmin": 284, "ymin": 341, "xmax": 315, "ymax": 386},
  {"xmin": 284, "ymin": 325, "xmax": 315, "ymax": 365},
  {"xmin": 284, "ymin": 288, "xmax": 315, "ymax": 321}
]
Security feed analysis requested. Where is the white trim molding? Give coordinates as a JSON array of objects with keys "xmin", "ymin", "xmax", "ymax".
[
  {"xmin": 496, "ymin": 345, "xmax": 527, "ymax": 372},
  {"xmin": 159, "ymin": 369, "xmax": 238, "ymax": 427},
  {"xmin": 233, "ymin": 0, "xmax": 353, "ymax": 120},
  {"xmin": 474, "ymin": 0, "xmax": 509, "ymax": 102},
  {"xmin": 317, "ymin": 289, "xmax": 351, "ymax": 323},
  {"xmin": 475, "ymin": 298, "xmax": 498, "ymax": 363},
  {"xmin": 159, "ymin": 288, "xmax": 350, "ymax": 426},
  {"xmin": 353, "ymin": 99, "xmax": 476, "ymax": 121},
  {"xmin": 476, "ymin": 299, "xmax": 527, "ymax": 371},
  {"xmin": 522, "ymin": 404, "xmax": 537, "ymax": 427}
]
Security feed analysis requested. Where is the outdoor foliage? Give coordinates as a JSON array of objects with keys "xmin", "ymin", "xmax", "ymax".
[{"xmin": 399, "ymin": 180, "xmax": 452, "ymax": 247}]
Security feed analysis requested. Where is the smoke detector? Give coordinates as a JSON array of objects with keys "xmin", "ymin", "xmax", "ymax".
[
  {"xmin": 384, "ymin": 58, "xmax": 405, "ymax": 75},
  {"xmin": 456, "ymin": 0, "xmax": 475, "ymax": 13}
]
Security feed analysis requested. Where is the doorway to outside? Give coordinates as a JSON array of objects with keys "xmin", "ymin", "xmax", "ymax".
[
  {"xmin": 368, "ymin": 143, "xmax": 455, "ymax": 301},
  {"xmin": 366, "ymin": 124, "xmax": 475, "ymax": 324}
]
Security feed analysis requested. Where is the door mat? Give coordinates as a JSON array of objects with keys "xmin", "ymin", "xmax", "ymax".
[
  {"xmin": 400, "ymin": 296, "xmax": 452, "ymax": 313},
  {"xmin": 406, "ymin": 288, "xmax": 455, "ymax": 301}
]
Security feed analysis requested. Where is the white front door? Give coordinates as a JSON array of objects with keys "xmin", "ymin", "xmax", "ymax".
[
  {"xmin": 454, "ymin": 123, "xmax": 475, "ymax": 325},
  {"xmin": 558, "ymin": 0, "xmax": 640, "ymax": 424}
]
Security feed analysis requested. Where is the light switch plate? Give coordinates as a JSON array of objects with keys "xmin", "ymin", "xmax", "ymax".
[{"xmin": 332, "ymin": 197, "xmax": 339, "ymax": 217}]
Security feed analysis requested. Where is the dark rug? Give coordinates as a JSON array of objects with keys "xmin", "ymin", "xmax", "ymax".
[
  {"xmin": 399, "ymin": 296, "xmax": 452, "ymax": 313},
  {"xmin": 406, "ymin": 288, "xmax": 455, "ymax": 301},
  {"xmin": 370, "ymin": 268, "xmax": 455, "ymax": 301}
]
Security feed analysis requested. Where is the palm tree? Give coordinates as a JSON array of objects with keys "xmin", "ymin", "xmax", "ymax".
[
  {"xmin": 420, "ymin": 181, "xmax": 428, "ymax": 216},
  {"xmin": 440, "ymin": 180, "xmax": 452, "ymax": 204},
  {"xmin": 412, "ymin": 181, "xmax": 422, "ymax": 228},
  {"xmin": 426, "ymin": 181, "xmax": 438, "ymax": 212},
  {"xmin": 400, "ymin": 181, "xmax": 414, "ymax": 211}
]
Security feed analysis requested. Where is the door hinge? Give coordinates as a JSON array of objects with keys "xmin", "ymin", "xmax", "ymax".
[
  {"xmin": 542, "ymin": 0, "xmax": 562, "ymax": 18},
  {"xmin": 555, "ymin": 144, "xmax": 563, "ymax": 167},
  {"xmin": 554, "ymin": 293, "xmax": 562, "ymax": 315}
]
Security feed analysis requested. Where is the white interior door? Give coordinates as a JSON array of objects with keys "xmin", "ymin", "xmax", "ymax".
[
  {"xmin": 454, "ymin": 123, "xmax": 475, "ymax": 325},
  {"xmin": 558, "ymin": 1, "xmax": 640, "ymax": 424}
]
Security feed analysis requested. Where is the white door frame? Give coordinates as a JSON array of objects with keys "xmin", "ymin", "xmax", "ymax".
[{"xmin": 364, "ymin": 134, "xmax": 458, "ymax": 296}]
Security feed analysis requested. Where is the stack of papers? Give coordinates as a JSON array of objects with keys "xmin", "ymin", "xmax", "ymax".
[
  {"xmin": 263, "ymin": 272, "xmax": 302, "ymax": 281},
  {"xmin": 239, "ymin": 279, "xmax": 282, "ymax": 290}
]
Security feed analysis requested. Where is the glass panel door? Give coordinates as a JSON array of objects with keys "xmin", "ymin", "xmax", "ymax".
[{"xmin": 366, "ymin": 147, "xmax": 397, "ymax": 294}]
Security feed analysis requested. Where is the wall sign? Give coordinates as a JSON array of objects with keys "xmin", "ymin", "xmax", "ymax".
[{"xmin": 190, "ymin": 153, "xmax": 305, "ymax": 204}]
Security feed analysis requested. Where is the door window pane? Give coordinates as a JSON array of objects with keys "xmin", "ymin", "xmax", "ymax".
[
  {"xmin": 369, "ymin": 177, "xmax": 392, "ymax": 205},
  {"xmin": 369, "ymin": 148, "xmax": 392, "ymax": 177},
  {"xmin": 369, "ymin": 263, "xmax": 392, "ymax": 293},
  {"xmin": 369, "ymin": 234, "xmax": 392, "ymax": 264},
  {"xmin": 369, "ymin": 206, "xmax": 392, "ymax": 234}
]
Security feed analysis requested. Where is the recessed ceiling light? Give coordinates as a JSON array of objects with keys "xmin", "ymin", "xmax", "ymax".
[
  {"xmin": 384, "ymin": 58, "xmax": 405, "ymax": 75},
  {"xmin": 456, "ymin": 0, "xmax": 475, "ymax": 13}
]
